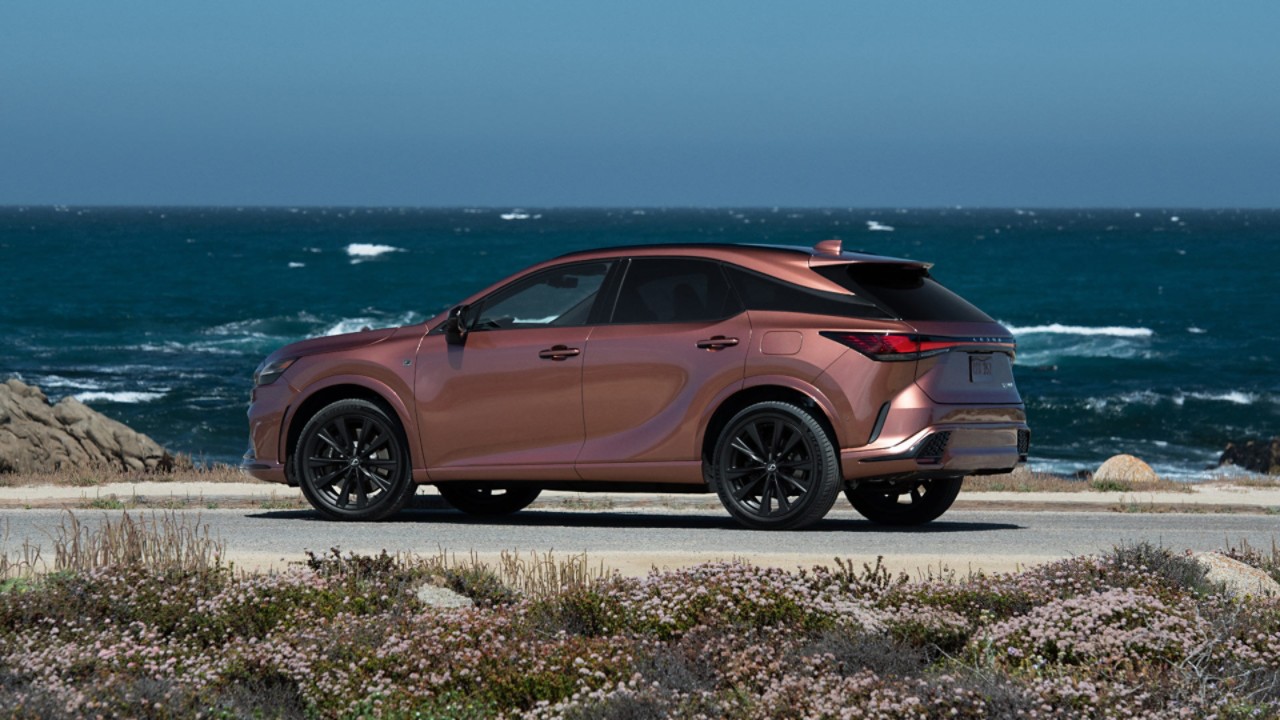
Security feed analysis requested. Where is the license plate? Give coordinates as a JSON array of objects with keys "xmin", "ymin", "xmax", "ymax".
[{"xmin": 969, "ymin": 355, "xmax": 994, "ymax": 383}]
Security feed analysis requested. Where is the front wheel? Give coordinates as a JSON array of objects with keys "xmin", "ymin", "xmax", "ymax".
[
  {"xmin": 436, "ymin": 483, "xmax": 541, "ymax": 515},
  {"xmin": 710, "ymin": 401, "xmax": 842, "ymax": 530},
  {"xmin": 845, "ymin": 477, "xmax": 963, "ymax": 525},
  {"xmin": 294, "ymin": 399, "xmax": 416, "ymax": 521}
]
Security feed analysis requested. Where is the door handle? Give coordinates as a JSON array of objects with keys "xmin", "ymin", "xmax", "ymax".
[
  {"xmin": 696, "ymin": 336, "xmax": 740, "ymax": 350},
  {"xmin": 538, "ymin": 345, "xmax": 581, "ymax": 361}
]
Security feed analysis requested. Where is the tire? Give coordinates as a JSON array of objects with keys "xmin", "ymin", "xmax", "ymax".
[
  {"xmin": 846, "ymin": 477, "xmax": 962, "ymax": 526},
  {"xmin": 293, "ymin": 399, "xmax": 416, "ymax": 521},
  {"xmin": 435, "ymin": 483, "xmax": 542, "ymax": 516},
  {"xmin": 709, "ymin": 401, "xmax": 842, "ymax": 530}
]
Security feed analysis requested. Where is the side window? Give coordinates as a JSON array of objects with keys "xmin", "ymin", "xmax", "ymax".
[
  {"xmin": 611, "ymin": 258, "xmax": 743, "ymax": 324},
  {"xmin": 724, "ymin": 265, "xmax": 891, "ymax": 319},
  {"xmin": 474, "ymin": 262, "xmax": 611, "ymax": 330}
]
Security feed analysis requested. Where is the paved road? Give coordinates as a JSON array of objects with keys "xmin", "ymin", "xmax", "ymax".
[{"xmin": 4, "ymin": 504, "xmax": 1276, "ymax": 574}]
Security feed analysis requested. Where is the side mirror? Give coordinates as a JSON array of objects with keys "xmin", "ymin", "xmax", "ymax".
[{"xmin": 445, "ymin": 305, "xmax": 470, "ymax": 346}]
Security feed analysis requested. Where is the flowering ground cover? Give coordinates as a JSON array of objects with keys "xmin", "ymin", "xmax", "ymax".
[{"xmin": 1, "ymin": 536, "xmax": 1279, "ymax": 718}]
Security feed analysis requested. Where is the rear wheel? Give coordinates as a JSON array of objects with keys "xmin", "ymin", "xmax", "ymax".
[
  {"xmin": 294, "ymin": 399, "xmax": 416, "ymax": 521},
  {"xmin": 846, "ymin": 477, "xmax": 962, "ymax": 525},
  {"xmin": 710, "ymin": 401, "xmax": 841, "ymax": 530},
  {"xmin": 436, "ymin": 483, "xmax": 541, "ymax": 515}
]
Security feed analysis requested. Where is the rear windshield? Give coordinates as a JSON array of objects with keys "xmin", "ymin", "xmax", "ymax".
[{"xmin": 813, "ymin": 264, "xmax": 994, "ymax": 323}]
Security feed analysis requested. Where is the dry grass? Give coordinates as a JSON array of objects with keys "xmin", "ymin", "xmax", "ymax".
[
  {"xmin": 965, "ymin": 468, "xmax": 1192, "ymax": 494},
  {"xmin": 0, "ymin": 459, "xmax": 247, "ymax": 488},
  {"xmin": 1, "ymin": 510, "xmax": 225, "ymax": 581}
]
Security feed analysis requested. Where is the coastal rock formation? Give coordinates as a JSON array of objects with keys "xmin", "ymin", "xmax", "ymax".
[
  {"xmin": 0, "ymin": 378, "xmax": 175, "ymax": 474},
  {"xmin": 1193, "ymin": 552, "xmax": 1280, "ymax": 599},
  {"xmin": 1093, "ymin": 454, "xmax": 1159, "ymax": 485},
  {"xmin": 1218, "ymin": 438, "xmax": 1280, "ymax": 475}
]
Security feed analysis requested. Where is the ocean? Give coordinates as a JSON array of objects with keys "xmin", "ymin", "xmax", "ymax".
[{"xmin": 2, "ymin": 207, "xmax": 1276, "ymax": 480}]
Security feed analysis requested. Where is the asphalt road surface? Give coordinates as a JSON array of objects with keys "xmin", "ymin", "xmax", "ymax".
[{"xmin": 4, "ymin": 503, "xmax": 1277, "ymax": 575}]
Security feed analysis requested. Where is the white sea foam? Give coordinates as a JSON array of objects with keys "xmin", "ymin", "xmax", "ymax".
[
  {"xmin": 500, "ymin": 211, "xmax": 532, "ymax": 220},
  {"xmin": 866, "ymin": 220, "xmax": 894, "ymax": 232},
  {"xmin": 288, "ymin": 261, "xmax": 306, "ymax": 269},
  {"xmin": 345, "ymin": 243, "xmax": 404, "ymax": 264},
  {"xmin": 1187, "ymin": 327, "xmax": 1206, "ymax": 334},
  {"xmin": 34, "ymin": 375, "xmax": 105, "ymax": 391},
  {"xmin": 1180, "ymin": 391, "xmax": 1258, "ymax": 406},
  {"xmin": 74, "ymin": 391, "xmax": 166, "ymax": 404},
  {"xmin": 323, "ymin": 311, "xmax": 422, "ymax": 337},
  {"xmin": 1004, "ymin": 323, "xmax": 1153, "ymax": 338}
]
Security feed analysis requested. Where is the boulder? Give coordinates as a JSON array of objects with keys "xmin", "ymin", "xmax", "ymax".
[
  {"xmin": 1193, "ymin": 552, "xmax": 1280, "ymax": 599},
  {"xmin": 1093, "ymin": 454, "xmax": 1159, "ymax": 485},
  {"xmin": 415, "ymin": 581, "xmax": 473, "ymax": 608},
  {"xmin": 1219, "ymin": 438, "xmax": 1280, "ymax": 475},
  {"xmin": 0, "ymin": 378, "xmax": 175, "ymax": 474}
]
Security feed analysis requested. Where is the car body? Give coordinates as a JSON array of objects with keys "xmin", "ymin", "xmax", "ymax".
[{"xmin": 244, "ymin": 241, "xmax": 1029, "ymax": 529}]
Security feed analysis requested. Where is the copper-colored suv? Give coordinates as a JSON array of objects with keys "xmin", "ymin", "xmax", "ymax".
[{"xmin": 244, "ymin": 241, "xmax": 1028, "ymax": 529}]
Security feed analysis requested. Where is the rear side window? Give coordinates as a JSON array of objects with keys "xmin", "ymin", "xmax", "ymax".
[
  {"xmin": 814, "ymin": 264, "xmax": 994, "ymax": 323},
  {"xmin": 724, "ymin": 266, "xmax": 891, "ymax": 319},
  {"xmin": 611, "ymin": 258, "xmax": 743, "ymax": 324}
]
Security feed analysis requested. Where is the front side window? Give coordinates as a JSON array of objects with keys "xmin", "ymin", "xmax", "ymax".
[
  {"xmin": 474, "ymin": 261, "xmax": 611, "ymax": 330},
  {"xmin": 611, "ymin": 258, "xmax": 743, "ymax": 324}
]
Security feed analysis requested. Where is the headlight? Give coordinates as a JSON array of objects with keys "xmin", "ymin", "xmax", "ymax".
[{"xmin": 254, "ymin": 357, "xmax": 297, "ymax": 386}]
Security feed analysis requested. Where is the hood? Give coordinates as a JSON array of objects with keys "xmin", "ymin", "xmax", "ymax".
[{"xmin": 262, "ymin": 326, "xmax": 401, "ymax": 365}]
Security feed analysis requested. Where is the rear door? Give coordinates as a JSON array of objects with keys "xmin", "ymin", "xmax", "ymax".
[{"xmin": 577, "ymin": 258, "xmax": 750, "ymax": 477}]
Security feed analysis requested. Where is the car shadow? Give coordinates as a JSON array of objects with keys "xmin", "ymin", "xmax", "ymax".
[{"xmin": 247, "ymin": 507, "xmax": 1021, "ymax": 533}]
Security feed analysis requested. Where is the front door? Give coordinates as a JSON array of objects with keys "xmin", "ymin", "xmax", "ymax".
[{"xmin": 416, "ymin": 261, "xmax": 611, "ymax": 479}]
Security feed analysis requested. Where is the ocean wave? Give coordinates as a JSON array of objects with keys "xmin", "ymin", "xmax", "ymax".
[
  {"xmin": 30, "ymin": 374, "xmax": 105, "ymax": 391},
  {"xmin": 866, "ymin": 220, "xmax": 894, "ymax": 232},
  {"xmin": 1177, "ymin": 390, "xmax": 1259, "ymax": 406},
  {"xmin": 74, "ymin": 391, "xmax": 166, "ymax": 404},
  {"xmin": 345, "ymin": 243, "xmax": 404, "ymax": 264},
  {"xmin": 1005, "ymin": 323, "xmax": 1154, "ymax": 338},
  {"xmin": 1075, "ymin": 389, "xmax": 1266, "ymax": 413},
  {"xmin": 323, "ymin": 311, "xmax": 422, "ymax": 337}
]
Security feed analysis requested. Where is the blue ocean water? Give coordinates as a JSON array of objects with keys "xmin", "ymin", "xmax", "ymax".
[{"xmin": 2, "ymin": 207, "xmax": 1276, "ymax": 479}]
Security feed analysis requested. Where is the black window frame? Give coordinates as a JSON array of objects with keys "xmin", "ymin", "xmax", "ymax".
[
  {"xmin": 604, "ymin": 257, "xmax": 745, "ymax": 325},
  {"xmin": 466, "ymin": 259, "xmax": 619, "ymax": 331}
]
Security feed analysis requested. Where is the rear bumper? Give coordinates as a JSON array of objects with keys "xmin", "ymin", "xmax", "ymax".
[{"xmin": 841, "ymin": 422, "xmax": 1028, "ymax": 482}]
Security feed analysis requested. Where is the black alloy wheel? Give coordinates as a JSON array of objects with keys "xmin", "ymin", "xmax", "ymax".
[
  {"xmin": 711, "ymin": 401, "xmax": 841, "ymax": 530},
  {"xmin": 294, "ymin": 399, "xmax": 415, "ymax": 521},
  {"xmin": 435, "ymin": 483, "xmax": 542, "ymax": 516},
  {"xmin": 845, "ymin": 477, "xmax": 963, "ymax": 526}
]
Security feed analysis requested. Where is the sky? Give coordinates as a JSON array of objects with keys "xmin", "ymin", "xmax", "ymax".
[{"xmin": 2, "ymin": 1, "xmax": 1278, "ymax": 207}]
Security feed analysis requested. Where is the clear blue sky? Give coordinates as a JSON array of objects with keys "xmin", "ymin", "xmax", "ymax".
[{"xmin": 2, "ymin": 1, "xmax": 1277, "ymax": 207}]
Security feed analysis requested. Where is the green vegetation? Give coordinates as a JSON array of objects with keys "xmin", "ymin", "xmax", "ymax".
[{"xmin": 2, "ymin": 514, "xmax": 1279, "ymax": 718}]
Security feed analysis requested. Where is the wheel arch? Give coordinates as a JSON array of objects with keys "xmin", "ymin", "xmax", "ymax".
[
  {"xmin": 283, "ymin": 378, "xmax": 417, "ymax": 482},
  {"xmin": 700, "ymin": 382, "xmax": 842, "ymax": 469}
]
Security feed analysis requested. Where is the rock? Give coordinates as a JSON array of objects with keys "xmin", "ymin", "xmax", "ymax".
[
  {"xmin": 1219, "ymin": 438, "xmax": 1280, "ymax": 475},
  {"xmin": 1193, "ymin": 552, "xmax": 1280, "ymax": 599},
  {"xmin": 415, "ymin": 581, "xmax": 473, "ymax": 608},
  {"xmin": 1093, "ymin": 454, "xmax": 1159, "ymax": 485},
  {"xmin": 0, "ymin": 378, "xmax": 176, "ymax": 474}
]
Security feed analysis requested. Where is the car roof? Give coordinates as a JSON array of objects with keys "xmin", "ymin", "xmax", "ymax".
[
  {"xmin": 555, "ymin": 241, "xmax": 926, "ymax": 267},
  {"xmin": 546, "ymin": 241, "xmax": 929, "ymax": 296}
]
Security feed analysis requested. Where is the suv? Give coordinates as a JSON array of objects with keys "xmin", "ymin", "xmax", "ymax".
[{"xmin": 244, "ymin": 241, "xmax": 1028, "ymax": 529}]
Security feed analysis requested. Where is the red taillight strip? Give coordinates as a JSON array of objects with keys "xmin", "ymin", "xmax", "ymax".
[{"xmin": 820, "ymin": 331, "xmax": 1015, "ymax": 361}]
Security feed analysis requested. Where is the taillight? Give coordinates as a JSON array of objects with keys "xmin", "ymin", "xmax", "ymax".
[{"xmin": 820, "ymin": 331, "xmax": 1014, "ymax": 361}]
